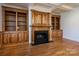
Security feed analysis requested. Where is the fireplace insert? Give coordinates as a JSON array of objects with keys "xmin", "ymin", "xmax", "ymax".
[{"xmin": 34, "ymin": 30, "xmax": 49, "ymax": 45}]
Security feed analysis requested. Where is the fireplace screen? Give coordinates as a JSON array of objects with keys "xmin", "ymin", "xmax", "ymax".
[{"xmin": 34, "ymin": 30, "xmax": 49, "ymax": 45}]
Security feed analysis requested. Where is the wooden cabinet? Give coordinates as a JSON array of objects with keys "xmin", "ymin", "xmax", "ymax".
[
  {"xmin": 1, "ymin": 7, "xmax": 29, "ymax": 48},
  {"xmin": 0, "ymin": 32, "xmax": 2, "ymax": 48},
  {"xmin": 1, "ymin": 31, "xmax": 28, "ymax": 47},
  {"xmin": 52, "ymin": 30, "xmax": 63, "ymax": 42},
  {"xmin": 5, "ymin": 11, "xmax": 16, "ymax": 31},
  {"xmin": 51, "ymin": 15, "xmax": 62, "ymax": 42},
  {"xmin": 3, "ymin": 32, "xmax": 17, "ymax": 44},
  {"xmin": 32, "ymin": 10, "xmax": 50, "ymax": 26},
  {"xmin": 3, "ymin": 6, "xmax": 28, "ymax": 31},
  {"xmin": 17, "ymin": 12, "xmax": 27, "ymax": 31},
  {"xmin": 51, "ymin": 15, "xmax": 60, "ymax": 30},
  {"xmin": 18, "ymin": 31, "xmax": 28, "ymax": 42},
  {"xmin": 31, "ymin": 10, "xmax": 50, "ymax": 44}
]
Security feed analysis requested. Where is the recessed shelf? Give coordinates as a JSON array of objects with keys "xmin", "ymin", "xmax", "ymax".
[
  {"xmin": 51, "ymin": 16, "xmax": 60, "ymax": 30},
  {"xmin": 4, "ymin": 7, "xmax": 27, "ymax": 31}
]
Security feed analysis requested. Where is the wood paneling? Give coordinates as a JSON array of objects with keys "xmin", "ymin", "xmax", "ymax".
[
  {"xmin": 31, "ymin": 10, "xmax": 51, "ymax": 44},
  {"xmin": 1, "ymin": 7, "xmax": 29, "ymax": 48},
  {"xmin": 0, "ymin": 32, "xmax": 2, "ymax": 48},
  {"xmin": 2, "ymin": 6, "xmax": 28, "ymax": 31},
  {"xmin": 18, "ymin": 31, "xmax": 28, "ymax": 42},
  {"xmin": 32, "ymin": 10, "xmax": 50, "ymax": 26},
  {"xmin": 51, "ymin": 15, "xmax": 60, "ymax": 30},
  {"xmin": 0, "ymin": 31, "xmax": 28, "ymax": 48},
  {"xmin": 52, "ymin": 30, "xmax": 63, "ymax": 42},
  {"xmin": 31, "ymin": 10, "xmax": 62, "ymax": 44}
]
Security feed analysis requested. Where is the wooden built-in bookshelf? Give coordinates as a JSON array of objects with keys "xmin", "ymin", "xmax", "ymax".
[
  {"xmin": 0, "ymin": 6, "xmax": 29, "ymax": 48},
  {"xmin": 31, "ymin": 10, "xmax": 62, "ymax": 44},
  {"xmin": 51, "ymin": 15, "xmax": 60, "ymax": 30},
  {"xmin": 4, "ymin": 8, "xmax": 27, "ymax": 31}
]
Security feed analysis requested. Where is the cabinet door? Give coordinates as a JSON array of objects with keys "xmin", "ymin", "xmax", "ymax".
[
  {"xmin": 51, "ymin": 16, "xmax": 60, "ymax": 30},
  {"xmin": 3, "ymin": 32, "xmax": 18, "ymax": 44},
  {"xmin": 32, "ymin": 12, "xmax": 41, "ymax": 25},
  {"xmin": 32, "ymin": 11, "xmax": 49, "ymax": 26},
  {"xmin": 0, "ymin": 33, "xmax": 2, "ymax": 48},
  {"xmin": 42, "ymin": 14, "xmax": 49, "ymax": 25},
  {"xmin": 3, "ymin": 33, "xmax": 9, "ymax": 44},
  {"xmin": 11, "ymin": 33, "xmax": 18, "ymax": 43},
  {"xmin": 17, "ymin": 12, "xmax": 27, "ymax": 31},
  {"xmin": 52, "ymin": 30, "xmax": 62, "ymax": 42},
  {"xmin": 23, "ymin": 32, "xmax": 28, "ymax": 41},
  {"xmin": 55, "ymin": 17, "xmax": 60, "ymax": 30},
  {"xmin": 37, "ymin": 14, "xmax": 41, "ymax": 24},
  {"xmin": 18, "ymin": 32, "xmax": 28, "ymax": 42}
]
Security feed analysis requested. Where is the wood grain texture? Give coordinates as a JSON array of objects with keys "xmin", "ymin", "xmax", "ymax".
[
  {"xmin": 0, "ymin": 32, "xmax": 2, "ymax": 48},
  {"xmin": 0, "ymin": 39, "xmax": 79, "ymax": 56},
  {"xmin": 31, "ymin": 10, "xmax": 62, "ymax": 44},
  {"xmin": 0, "ymin": 31, "xmax": 28, "ymax": 48},
  {"xmin": 32, "ymin": 10, "xmax": 50, "ymax": 26}
]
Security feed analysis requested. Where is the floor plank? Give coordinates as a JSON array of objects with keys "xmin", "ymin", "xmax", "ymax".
[{"xmin": 0, "ymin": 39, "xmax": 79, "ymax": 56}]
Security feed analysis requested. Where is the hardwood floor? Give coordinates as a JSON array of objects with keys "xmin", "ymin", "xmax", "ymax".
[{"xmin": 0, "ymin": 39, "xmax": 79, "ymax": 56}]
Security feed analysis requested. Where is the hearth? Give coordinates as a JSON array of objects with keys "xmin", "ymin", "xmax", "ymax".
[{"xmin": 34, "ymin": 30, "xmax": 49, "ymax": 45}]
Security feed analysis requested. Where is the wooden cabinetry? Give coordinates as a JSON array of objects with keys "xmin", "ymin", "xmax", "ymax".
[
  {"xmin": 5, "ymin": 11, "xmax": 16, "ymax": 31},
  {"xmin": 0, "ymin": 32, "xmax": 2, "ymax": 48},
  {"xmin": 31, "ymin": 10, "xmax": 50, "ymax": 44},
  {"xmin": 51, "ymin": 15, "xmax": 62, "ymax": 42},
  {"xmin": 17, "ymin": 12, "xmax": 27, "ymax": 31},
  {"xmin": 32, "ymin": 10, "xmax": 50, "ymax": 26},
  {"xmin": 52, "ymin": 30, "xmax": 62, "ymax": 42},
  {"xmin": 1, "ymin": 6, "xmax": 29, "ymax": 48},
  {"xmin": 51, "ymin": 15, "xmax": 60, "ymax": 30},
  {"xmin": 3, "ymin": 7, "xmax": 27, "ymax": 31},
  {"xmin": 2, "ymin": 31, "xmax": 28, "ymax": 44}
]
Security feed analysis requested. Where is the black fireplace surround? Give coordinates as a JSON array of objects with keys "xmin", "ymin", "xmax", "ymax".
[{"xmin": 34, "ymin": 30, "xmax": 49, "ymax": 45}]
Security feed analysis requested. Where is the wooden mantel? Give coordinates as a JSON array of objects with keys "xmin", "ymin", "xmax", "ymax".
[
  {"xmin": 31, "ymin": 25, "xmax": 51, "ymax": 27},
  {"xmin": 31, "ymin": 10, "xmax": 51, "ymax": 44},
  {"xmin": 31, "ymin": 10, "xmax": 63, "ymax": 44}
]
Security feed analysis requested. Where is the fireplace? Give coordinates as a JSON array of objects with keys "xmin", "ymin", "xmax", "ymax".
[{"xmin": 34, "ymin": 30, "xmax": 49, "ymax": 45}]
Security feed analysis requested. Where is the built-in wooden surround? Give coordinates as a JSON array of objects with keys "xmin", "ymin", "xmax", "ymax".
[
  {"xmin": 31, "ymin": 10, "xmax": 51, "ymax": 44},
  {"xmin": 0, "ymin": 6, "xmax": 63, "ymax": 48},
  {"xmin": 31, "ymin": 10, "xmax": 63, "ymax": 44},
  {"xmin": 0, "ymin": 6, "xmax": 29, "ymax": 48}
]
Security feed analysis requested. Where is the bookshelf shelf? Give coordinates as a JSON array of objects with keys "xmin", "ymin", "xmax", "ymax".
[
  {"xmin": 4, "ymin": 7, "xmax": 27, "ymax": 31},
  {"xmin": 51, "ymin": 15, "xmax": 60, "ymax": 30}
]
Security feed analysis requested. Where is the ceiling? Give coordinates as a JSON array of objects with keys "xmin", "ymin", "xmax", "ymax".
[{"xmin": 4, "ymin": 3, "xmax": 79, "ymax": 14}]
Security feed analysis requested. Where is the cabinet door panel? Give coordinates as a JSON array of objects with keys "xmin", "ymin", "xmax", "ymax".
[
  {"xmin": 23, "ymin": 32, "xmax": 28, "ymax": 41},
  {"xmin": 52, "ymin": 30, "xmax": 62, "ymax": 42},
  {"xmin": 18, "ymin": 32, "xmax": 23, "ymax": 42},
  {"xmin": 18, "ymin": 32, "xmax": 28, "ymax": 42},
  {"xmin": 3, "ymin": 33, "xmax": 9, "ymax": 44},
  {"xmin": 32, "ymin": 11, "xmax": 49, "ymax": 26},
  {"xmin": 11, "ymin": 33, "xmax": 18, "ymax": 43},
  {"xmin": 37, "ymin": 14, "xmax": 41, "ymax": 24},
  {"xmin": 0, "ymin": 33, "xmax": 2, "ymax": 48},
  {"xmin": 42, "ymin": 14, "xmax": 49, "ymax": 25}
]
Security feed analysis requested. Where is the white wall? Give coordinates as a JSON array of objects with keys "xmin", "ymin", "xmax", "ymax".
[{"xmin": 61, "ymin": 7, "xmax": 79, "ymax": 42}]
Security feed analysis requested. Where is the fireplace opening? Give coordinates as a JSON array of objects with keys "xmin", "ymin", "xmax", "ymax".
[{"xmin": 34, "ymin": 30, "xmax": 49, "ymax": 45}]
